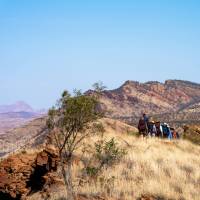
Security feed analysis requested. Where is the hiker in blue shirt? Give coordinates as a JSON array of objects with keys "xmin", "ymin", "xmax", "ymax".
[
  {"xmin": 161, "ymin": 123, "xmax": 172, "ymax": 139},
  {"xmin": 167, "ymin": 127, "xmax": 173, "ymax": 140}
]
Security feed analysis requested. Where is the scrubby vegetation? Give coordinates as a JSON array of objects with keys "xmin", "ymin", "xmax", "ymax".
[
  {"xmin": 28, "ymin": 132, "xmax": 200, "ymax": 200},
  {"xmin": 183, "ymin": 125, "xmax": 200, "ymax": 145},
  {"xmin": 75, "ymin": 134, "xmax": 200, "ymax": 200}
]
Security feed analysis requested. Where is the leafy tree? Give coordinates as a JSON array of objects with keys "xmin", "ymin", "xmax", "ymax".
[{"xmin": 47, "ymin": 90, "xmax": 102, "ymax": 200}]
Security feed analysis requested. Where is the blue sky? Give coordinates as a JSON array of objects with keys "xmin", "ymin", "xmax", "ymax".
[{"xmin": 0, "ymin": 0, "xmax": 200, "ymax": 109}]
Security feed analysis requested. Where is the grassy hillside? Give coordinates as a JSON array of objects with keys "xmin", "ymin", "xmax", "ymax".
[{"xmin": 28, "ymin": 132, "xmax": 200, "ymax": 200}]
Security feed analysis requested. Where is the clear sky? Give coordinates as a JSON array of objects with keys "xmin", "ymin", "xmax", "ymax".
[{"xmin": 0, "ymin": 0, "xmax": 200, "ymax": 109}]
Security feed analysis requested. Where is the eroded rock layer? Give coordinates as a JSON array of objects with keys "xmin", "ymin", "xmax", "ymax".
[{"xmin": 0, "ymin": 147, "xmax": 59, "ymax": 199}]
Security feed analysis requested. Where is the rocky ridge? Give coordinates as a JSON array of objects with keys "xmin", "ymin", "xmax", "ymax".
[{"xmin": 87, "ymin": 80, "xmax": 200, "ymax": 125}]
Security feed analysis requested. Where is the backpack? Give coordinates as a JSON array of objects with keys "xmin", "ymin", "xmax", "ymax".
[
  {"xmin": 138, "ymin": 119, "xmax": 146, "ymax": 131},
  {"xmin": 162, "ymin": 124, "xmax": 169, "ymax": 137}
]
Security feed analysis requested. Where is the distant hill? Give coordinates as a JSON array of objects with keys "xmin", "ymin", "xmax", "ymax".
[
  {"xmin": 0, "ymin": 102, "xmax": 46, "ymax": 134},
  {"xmin": 0, "ymin": 101, "xmax": 34, "ymax": 113},
  {"xmin": 87, "ymin": 79, "xmax": 200, "ymax": 126}
]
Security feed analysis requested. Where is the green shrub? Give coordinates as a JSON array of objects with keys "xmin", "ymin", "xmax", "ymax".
[{"xmin": 85, "ymin": 138, "xmax": 126, "ymax": 177}]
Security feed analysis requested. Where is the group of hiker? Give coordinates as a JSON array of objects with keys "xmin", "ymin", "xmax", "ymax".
[{"xmin": 138, "ymin": 114, "xmax": 180, "ymax": 139}]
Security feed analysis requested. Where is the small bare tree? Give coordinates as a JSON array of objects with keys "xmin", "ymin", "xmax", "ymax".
[
  {"xmin": 47, "ymin": 90, "xmax": 103, "ymax": 200},
  {"xmin": 92, "ymin": 81, "xmax": 107, "ymax": 94}
]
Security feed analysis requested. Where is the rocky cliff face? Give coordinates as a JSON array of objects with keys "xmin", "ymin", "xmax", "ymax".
[
  {"xmin": 0, "ymin": 147, "xmax": 59, "ymax": 200},
  {"xmin": 87, "ymin": 80, "xmax": 200, "ymax": 124}
]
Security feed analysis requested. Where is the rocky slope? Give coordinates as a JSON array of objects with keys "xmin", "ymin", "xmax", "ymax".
[
  {"xmin": 87, "ymin": 80, "xmax": 200, "ymax": 125},
  {"xmin": 0, "ymin": 112, "xmax": 44, "ymax": 134},
  {"xmin": 0, "ymin": 146, "xmax": 59, "ymax": 200},
  {"xmin": 0, "ymin": 117, "xmax": 47, "ymax": 158}
]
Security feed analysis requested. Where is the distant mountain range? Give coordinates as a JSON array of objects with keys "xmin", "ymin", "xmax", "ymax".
[
  {"xmin": 0, "ymin": 101, "xmax": 46, "ymax": 134},
  {"xmin": 87, "ymin": 79, "xmax": 200, "ymax": 126}
]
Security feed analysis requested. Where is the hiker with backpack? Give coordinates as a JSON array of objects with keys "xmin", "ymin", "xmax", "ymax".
[
  {"xmin": 147, "ymin": 121, "xmax": 156, "ymax": 137},
  {"xmin": 143, "ymin": 113, "xmax": 149, "ymax": 134},
  {"xmin": 138, "ymin": 117, "xmax": 148, "ymax": 137},
  {"xmin": 155, "ymin": 121, "xmax": 162, "ymax": 137},
  {"xmin": 161, "ymin": 123, "xmax": 172, "ymax": 139},
  {"xmin": 151, "ymin": 121, "xmax": 157, "ymax": 137}
]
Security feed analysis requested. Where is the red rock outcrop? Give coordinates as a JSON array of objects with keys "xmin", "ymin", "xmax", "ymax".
[
  {"xmin": 0, "ymin": 147, "xmax": 59, "ymax": 199},
  {"xmin": 137, "ymin": 195, "xmax": 168, "ymax": 200}
]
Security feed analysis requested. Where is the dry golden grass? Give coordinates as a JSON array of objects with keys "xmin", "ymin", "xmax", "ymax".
[
  {"xmin": 28, "ymin": 119, "xmax": 200, "ymax": 200},
  {"xmin": 72, "ymin": 133, "xmax": 200, "ymax": 200}
]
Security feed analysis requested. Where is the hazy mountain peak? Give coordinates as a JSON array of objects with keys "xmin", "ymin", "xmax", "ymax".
[
  {"xmin": 0, "ymin": 101, "xmax": 47, "ymax": 134},
  {"xmin": 0, "ymin": 101, "xmax": 34, "ymax": 113}
]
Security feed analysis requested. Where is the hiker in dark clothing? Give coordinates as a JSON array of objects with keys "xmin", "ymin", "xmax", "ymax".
[
  {"xmin": 143, "ymin": 113, "xmax": 149, "ymax": 125},
  {"xmin": 138, "ymin": 118, "xmax": 148, "ymax": 137},
  {"xmin": 143, "ymin": 113, "xmax": 149, "ymax": 133},
  {"xmin": 155, "ymin": 121, "xmax": 162, "ymax": 137},
  {"xmin": 148, "ymin": 122, "xmax": 152, "ymax": 135}
]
